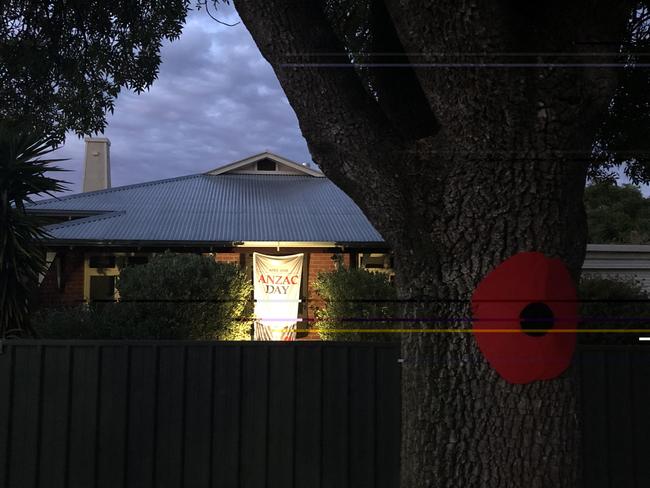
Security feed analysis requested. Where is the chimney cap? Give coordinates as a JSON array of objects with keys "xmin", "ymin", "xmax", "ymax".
[{"xmin": 84, "ymin": 137, "xmax": 111, "ymax": 145}]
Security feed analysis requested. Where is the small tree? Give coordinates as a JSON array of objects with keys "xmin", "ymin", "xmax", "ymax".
[
  {"xmin": 0, "ymin": 126, "xmax": 66, "ymax": 337},
  {"xmin": 117, "ymin": 253, "xmax": 253, "ymax": 340},
  {"xmin": 579, "ymin": 274, "xmax": 650, "ymax": 345},
  {"xmin": 584, "ymin": 182, "xmax": 650, "ymax": 244},
  {"xmin": 312, "ymin": 266, "xmax": 397, "ymax": 341}
]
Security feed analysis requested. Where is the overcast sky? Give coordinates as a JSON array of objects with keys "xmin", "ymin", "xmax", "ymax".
[
  {"xmin": 49, "ymin": 4, "xmax": 643, "ymax": 196},
  {"xmin": 51, "ymin": 4, "xmax": 312, "ymax": 194}
]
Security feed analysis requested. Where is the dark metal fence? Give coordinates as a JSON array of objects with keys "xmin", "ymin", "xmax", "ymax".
[
  {"xmin": 579, "ymin": 346, "xmax": 650, "ymax": 488},
  {"xmin": 0, "ymin": 341, "xmax": 400, "ymax": 488},
  {"xmin": 0, "ymin": 342, "xmax": 647, "ymax": 487}
]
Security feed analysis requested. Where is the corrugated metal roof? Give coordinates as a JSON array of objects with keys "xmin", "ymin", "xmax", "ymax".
[{"xmin": 27, "ymin": 174, "xmax": 385, "ymax": 245}]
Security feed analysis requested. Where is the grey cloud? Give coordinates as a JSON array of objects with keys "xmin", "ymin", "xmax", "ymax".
[{"xmin": 51, "ymin": 5, "xmax": 312, "ymax": 194}]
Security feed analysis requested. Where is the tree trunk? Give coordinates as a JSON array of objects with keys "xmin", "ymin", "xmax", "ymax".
[
  {"xmin": 396, "ymin": 161, "xmax": 587, "ymax": 487},
  {"xmin": 234, "ymin": 1, "xmax": 634, "ymax": 486}
]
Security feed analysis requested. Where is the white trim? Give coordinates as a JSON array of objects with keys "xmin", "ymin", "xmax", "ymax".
[
  {"xmin": 582, "ymin": 260, "xmax": 650, "ymax": 270},
  {"xmin": 38, "ymin": 252, "xmax": 57, "ymax": 284},
  {"xmin": 205, "ymin": 152, "xmax": 324, "ymax": 177},
  {"xmin": 83, "ymin": 255, "xmax": 120, "ymax": 303}
]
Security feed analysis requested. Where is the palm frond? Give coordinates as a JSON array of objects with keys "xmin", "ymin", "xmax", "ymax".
[{"xmin": 0, "ymin": 124, "xmax": 68, "ymax": 337}]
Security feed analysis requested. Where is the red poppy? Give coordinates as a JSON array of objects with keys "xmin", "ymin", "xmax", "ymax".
[{"xmin": 471, "ymin": 252, "xmax": 578, "ymax": 384}]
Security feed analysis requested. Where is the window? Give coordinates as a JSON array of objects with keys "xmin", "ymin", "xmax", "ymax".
[
  {"xmin": 84, "ymin": 252, "xmax": 150, "ymax": 303},
  {"xmin": 89, "ymin": 276, "xmax": 117, "ymax": 302},
  {"xmin": 256, "ymin": 159, "xmax": 276, "ymax": 171},
  {"xmin": 89, "ymin": 255, "xmax": 116, "ymax": 268},
  {"xmin": 359, "ymin": 253, "xmax": 393, "ymax": 270},
  {"xmin": 358, "ymin": 253, "xmax": 395, "ymax": 282}
]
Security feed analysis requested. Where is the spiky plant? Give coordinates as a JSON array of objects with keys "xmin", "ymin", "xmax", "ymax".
[{"xmin": 0, "ymin": 126, "xmax": 67, "ymax": 337}]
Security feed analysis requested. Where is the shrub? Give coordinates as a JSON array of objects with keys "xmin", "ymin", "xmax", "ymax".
[
  {"xmin": 33, "ymin": 253, "xmax": 253, "ymax": 340},
  {"xmin": 579, "ymin": 274, "xmax": 650, "ymax": 344},
  {"xmin": 312, "ymin": 266, "xmax": 397, "ymax": 341},
  {"xmin": 32, "ymin": 305, "xmax": 101, "ymax": 339},
  {"xmin": 117, "ymin": 253, "xmax": 253, "ymax": 340}
]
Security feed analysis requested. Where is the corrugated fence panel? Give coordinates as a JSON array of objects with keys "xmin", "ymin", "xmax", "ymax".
[
  {"xmin": 581, "ymin": 349, "xmax": 609, "ymax": 488},
  {"xmin": 349, "ymin": 345, "xmax": 375, "ymax": 488},
  {"xmin": 126, "ymin": 345, "xmax": 157, "ymax": 488},
  {"xmin": 39, "ymin": 345, "xmax": 70, "ymax": 488},
  {"xmin": 267, "ymin": 345, "xmax": 295, "ymax": 488},
  {"xmin": 68, "ymin": 346, "xmax": 99, "ymax": 488},
  {"xmin": 606, "ymin": 351, "xmax": 634, "ymax": 487},
  {"xmin": 580, "ymin": 346, "xmax": 650, "ymax": 488},
  {"xmin": 97, "ymin": 345, "xmax": 129, "ymax": 488},
  {"xmin": 240, "ymin": 345, "xmax": 269, "ymax": 488},
  {"xmin": 155, "ymin": 345, "xmax": 185, "ymax": 488},
  {"xmin": 0, "ymin": 345, "xmax": 12, "ymax": 488},
  {"xmin": 322, "ymin": 345, "xmax": 349, "ymax": 488},
  {"xmin": 184, "ymin": 345, "xmax": 213, "ymax": 488},
  {"xmin": 631, "ymin": 349, "xmax": 650, "ymax": 486},
  {"xmin": 294, "ymin": 344, "xmax": 322, "ymax": 488},
  {"xmin": 212, "ymin": 345, "xmax": 242, "ymax": 488},
  {"xmin": 8, "ymin": 345, "xmax": 41, "ymax": 488},
  {"xmin": 0, "ymin": 342, "xmax": 647, "ymax": 488},
  {"xmin": 375, "ymin": 345, "xmax": 401, "ymax": 488}
]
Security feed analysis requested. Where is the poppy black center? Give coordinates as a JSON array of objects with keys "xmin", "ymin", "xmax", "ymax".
[{"xmin": 519, "ymin": 302, "xmax": 554, "ymax": 337}]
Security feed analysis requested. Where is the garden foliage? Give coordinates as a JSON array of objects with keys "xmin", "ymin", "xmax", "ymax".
[
  {"xmin": 34, "ymin": 253, "xmax": 253, "ymax": 340},
  {"xmin": 312, "ymin": 265, "xmax": 397, "ymax": 341},
  {"xmin": 579, "ymin": 274, "xmax": 650, "ymax": 345}
]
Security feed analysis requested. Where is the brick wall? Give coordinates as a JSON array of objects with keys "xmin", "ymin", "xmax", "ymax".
[
  {"xmin": 215, "ymin": 252, "xmax": 241, "ymax": 265},
  {"xmin": 37, "ymin": 251, "xmax": 85, "ymax": 307}
]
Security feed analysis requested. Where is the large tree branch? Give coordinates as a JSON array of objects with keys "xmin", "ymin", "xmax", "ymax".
[
  {"xmin": 365, "ymin": 0, "xmax": 439, "ymax": 140},
  {"xmin": 382, "ymin": 0, "xmax": 634, "ymax": 146},
  {"xmin": 235, "ymin": 0, "xmax": 414, "ymax": 243}
]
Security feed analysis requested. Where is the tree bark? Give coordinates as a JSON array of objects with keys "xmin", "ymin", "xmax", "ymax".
[{"xmin": 234, "ymin": 1, "xmax": 634, "ymax": 486}]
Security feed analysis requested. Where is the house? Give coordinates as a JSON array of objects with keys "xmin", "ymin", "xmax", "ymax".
[
  {"xmin": 29, "ymin": 139, "xmax": 650, "ymax": 339},
  {"xmin": 28, "ymin": 139, "xmax": 393, "ymax": 337}
]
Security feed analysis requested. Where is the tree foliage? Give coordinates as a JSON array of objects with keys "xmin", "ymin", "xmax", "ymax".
[
  {"xmin": 312, "ymin": 265, "xmax": 397, "ymax": 341},
  {"xmin": 584, "ymin": 182, "xmax": 650, "ymax": 243},
  {"xmin": 0, "ymin": 125, "xmax": 66, "ymax": 337},
  {"xmin": 0, "ymin": 0, "xmax": 190, "ymax": 141},
  {"xmin": 590, "ymin": 4, "xmax": 650, "ymax": 183},
  {"xmin": 2, "ymin": 0, "xmax": 650, "ymax": 177}
]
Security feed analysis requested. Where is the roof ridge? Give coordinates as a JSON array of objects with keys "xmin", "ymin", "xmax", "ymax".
[
  {"xmin": 217, "ymin": 173, "xmax": 314, "ymax": 178},
  {"xmin": 29, "ymin": 173, "xmax": 202, "ymax": 206}
]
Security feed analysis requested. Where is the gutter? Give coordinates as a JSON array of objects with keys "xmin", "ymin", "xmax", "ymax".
[
  {"xmin": 25, "ymin": 208, "xmax": 113, "ymax": 218},
  {"xmin": 40, "ymin": 239, "xmax": 389, "ymax": 251}
]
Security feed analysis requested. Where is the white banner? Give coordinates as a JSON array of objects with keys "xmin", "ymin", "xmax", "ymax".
[{"xmin": 253, "ymin": 253, "xmax": 304, "ymax": 341}]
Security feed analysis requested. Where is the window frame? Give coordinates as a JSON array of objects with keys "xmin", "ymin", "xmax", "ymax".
[{"xmin": 83, "ymin": 252, "xmax": 150, "ymax": 303}]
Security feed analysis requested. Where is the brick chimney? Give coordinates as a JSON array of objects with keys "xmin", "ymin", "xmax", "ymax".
[{"xmin": 83, "ymin": 137, "xmax": 111, "ymax": 192}]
